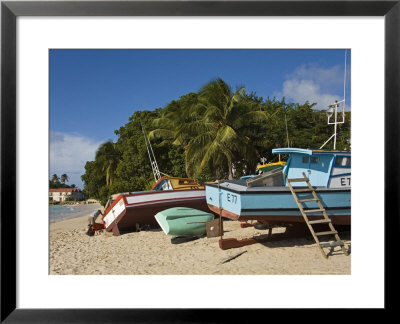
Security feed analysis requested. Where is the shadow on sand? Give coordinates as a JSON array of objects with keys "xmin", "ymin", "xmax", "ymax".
[{"xmin": 219, "ymin": 223, "xmax": 351, "ymax": 255}]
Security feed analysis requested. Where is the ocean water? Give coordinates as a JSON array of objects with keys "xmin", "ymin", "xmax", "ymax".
[{"xmin": 49, "ymin": 203, "xmax": 101, "ymax": 222}]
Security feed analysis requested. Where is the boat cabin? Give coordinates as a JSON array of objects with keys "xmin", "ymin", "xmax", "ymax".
[
  {"xmin": 151, "ymin": 176, "xmax": 204, "ymax": 191},
  {"xmin": 272, "ymin": 148, "xmax": 351, "ymax": 189}
]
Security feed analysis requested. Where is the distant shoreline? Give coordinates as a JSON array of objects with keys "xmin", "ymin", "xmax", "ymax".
[
  {"xmin": 49, "ymin": 203, "xmax": 102, "ymax": 223},
  {"xmin": 49, "ymin": 199, "xmax": 100, "ymax": 206}
]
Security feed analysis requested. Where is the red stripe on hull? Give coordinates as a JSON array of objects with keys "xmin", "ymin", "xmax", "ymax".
[
  {"xmin": 207, "ymin": 205, "xmax": 240, "ymax": 220},
  {"xmin": 207, "ymin": 204, "xmax": 350, "ymax": 225},
  {"xmin": 125, "ymin": 195, "xmax": 205, "ymax": 207},
  {"xmin": 123, "ymin": 189, "xmax": 204, "ymax": 198}
]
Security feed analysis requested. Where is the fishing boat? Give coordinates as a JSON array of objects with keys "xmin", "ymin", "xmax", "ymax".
[
  {"xmin": 205, "ymin": 98, "xmax": 351, "ymax": 227},
  {"xmin": 151, "ymin": 176, "xmax": 204, "ymax": 191},
  {"xmin": 100, "ymin": 124, "xmax": 209, "ymax": 236},
  {"xmin": 256, "ymin": 155, "xmax": 286, "ymax": 173},
  {"xmin": 154, "ymin": 207, "xmax": 214, "ymax": 236},
  {"xmin": 206, "ymin": 147, "xmax": 350, "ymax": 226},
  {"xmin": 101, "ymin": 186, "xmax": 209, "ymax": 235}
]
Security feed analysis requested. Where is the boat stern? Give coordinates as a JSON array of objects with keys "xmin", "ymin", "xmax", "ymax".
[
  {"xmin": 103, "ymin": 195, "xmax": 127, "ymax": 230},
  {"xmin": 205, "ymin": 182, "xmax": 242, "ymax": 220}
]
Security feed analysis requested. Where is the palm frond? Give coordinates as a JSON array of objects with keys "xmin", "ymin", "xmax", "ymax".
[{"xmin": 148, "ymin": 129, "xmax": 174, "ymax": 141}]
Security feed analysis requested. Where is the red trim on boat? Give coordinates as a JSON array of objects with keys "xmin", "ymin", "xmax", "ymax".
[
  {"xmin": 150, "ymin": 176, "xmax": 166, "ymax": 190},
  {"xmin": 207, "ymin": 204, "xmax": 240, "ymax": 220},
  {"xmin": 125, "ymin": 195, "xmax": 205, "ymax": 207},
  {"xmin": 102, "ymin": 195, "xmax": 126, "ymax": 224},
  {"xmin": 123, "ymin": 189, "xmax": 205, "ymax": 198},
  {"xmin": 207, "ymin": 204, "xmax": 350, "ymax": 225}
]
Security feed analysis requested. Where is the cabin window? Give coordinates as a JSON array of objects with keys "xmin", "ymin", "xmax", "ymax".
[
  {"xmin": 311, "ymin": 156, "xmax": 319, "ymax": 164},
  {"xmin": 302, "ymin": 156, "xmax": 309, "ymax": 164},
  {"xmin": 178, "ymin": 179, "xmax": 195, "ymax": 185},
  {"xmin": 335, "ymin": 156, "xmax": 351, "ymax": 167}
]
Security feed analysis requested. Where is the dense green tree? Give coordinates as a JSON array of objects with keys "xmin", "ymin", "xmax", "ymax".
[
  {"xmin": 51, "ymin": 174, "xmax": 59, "ymax": 183},
  {"xmin": 49, "ymin": 174, "xmax": 77, "ymax": 189},
  {"xmin": 186, "ymin": 78, "xmax": 267, "ymax": 179},
  {"xmin": 149, "ymin": 93, "xmax": 199, "ymax": 177},
  {"xmin": 95, "ymin": 141, "xmax": 120, "ymax": 186},
  {"xmin": 60, "ymin": 173, "xmax": 69, "ymax": 184},
  {"xmin": 81, "ymin": 141, "xmax": 121, "ymax": 205},
  {"xmin": 80, "ymin": 77, "xmax": 351, "ymax": 206}
]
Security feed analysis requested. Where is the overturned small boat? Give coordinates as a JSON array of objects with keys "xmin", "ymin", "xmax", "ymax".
[{"xmin": 155, "ymin": 207, "xmax": 214, "ymax": 236}]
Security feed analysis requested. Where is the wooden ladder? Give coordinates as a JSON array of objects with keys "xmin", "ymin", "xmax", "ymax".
[{"xmin": 285, "ymin": 172, "xmax": 349, "ymax": 259}]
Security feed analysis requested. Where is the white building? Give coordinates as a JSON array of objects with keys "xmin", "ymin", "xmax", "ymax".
[{"xmin": 49, "ymin": 188, "xmax": 84, "ymax": 202}]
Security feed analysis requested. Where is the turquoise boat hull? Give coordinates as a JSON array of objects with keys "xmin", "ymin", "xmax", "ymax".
[
  {"xmin": 155, "ymin": 207, "xmax": 214, "ymax": 236},
  {"xmin": 206, "ymin": 148, "xmax": 351, "ymax": 226},
  {"xmin": 205, "ymin": 181, "xmax": 350, "ymax": 225}
]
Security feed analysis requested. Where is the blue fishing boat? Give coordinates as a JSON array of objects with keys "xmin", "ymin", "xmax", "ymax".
[
  {"xmin": 205, "ymin": 100, "xmax": 351, "ymax": 227},
  {"xmin": 206, "ymin": 148, "xmax": 350, "ymax": 226}
]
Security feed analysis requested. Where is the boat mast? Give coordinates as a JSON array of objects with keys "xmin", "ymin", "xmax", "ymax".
[
  {"xmin": 141, "ymin": 122, "xmax": 161, "ymax": 182},
  {"xmin": 285, "ymin": 112, "xmax": 290, "ymax": 147},
  {"xmin": 320, "ymin": 50, "xmax": 347, "ymax": 150}
]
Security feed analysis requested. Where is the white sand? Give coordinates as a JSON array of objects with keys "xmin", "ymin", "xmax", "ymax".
[{"xmin": 50, "ymin": 211, "xmax": 351, "ymax": 275}]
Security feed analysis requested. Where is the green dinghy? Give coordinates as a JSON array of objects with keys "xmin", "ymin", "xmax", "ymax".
[{"xmin": 155, "ymin": 207, "xmax": 214, "ymax": 236}]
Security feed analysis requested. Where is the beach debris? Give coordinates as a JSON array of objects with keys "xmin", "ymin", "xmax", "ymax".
[
  {"xmin": 86, "ymin": 225, "xmax": 95, "ymax": 236},
  {"xmin": 254, "ymin": 223, "xmax": 269, "ymax": 230},
  {"xmin": 86, "ymin": 222, "xmax": 105, "ymax": 236},
  {"xmin": 170, "ymin": 235, "xmax": 200, "ymax": 244},
  {"xmin": 86, "ymin": 209, "xmax": 105, "ymax": 236},
  {"xmin": 220, "ymin": 250, "xmax": 247, "ymax": 264}
]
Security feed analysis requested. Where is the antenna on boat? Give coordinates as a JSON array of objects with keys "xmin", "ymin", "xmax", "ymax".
[
  {"xmin": 320, "ymin": 50, "xmax": 347, "ymax": 150},
  {"xmin": 141, "ymin": 122, "xmax": 161, "ymax": 181},
  {"xmin": 284, "ymin": 112, "xmax": 290, "ymax": 147}
]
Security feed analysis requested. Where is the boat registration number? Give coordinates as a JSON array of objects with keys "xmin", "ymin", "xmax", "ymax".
[
  {"xmin": 340, "ymin": 177, "xmax": 351, "ymax": 186},
  {"xmin": 226, "ymin": 193, "xmax": 238, "ymax": 204}
]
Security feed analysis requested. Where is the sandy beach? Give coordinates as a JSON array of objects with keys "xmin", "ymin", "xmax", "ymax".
[{"xmin": 49, "ymin": 207, "xmax": 351, "ymax": 275}]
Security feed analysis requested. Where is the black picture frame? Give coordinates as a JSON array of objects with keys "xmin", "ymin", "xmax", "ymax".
[{"xmin": 1, "ymin": 0, "xmax": 398, "ymax": 322}]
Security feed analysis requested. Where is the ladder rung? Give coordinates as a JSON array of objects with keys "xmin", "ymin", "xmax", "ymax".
[
  {"xmin": 304, "ymin": 208, "xmax": 325, "ymax": 213},
  {"xmin": 308, "ymin": 219, "xmax": 331, "ymax": 225},
  {"xmin": 298, "ymin": 198, "xmax": 319, "ymax": 203},
  {"xmin": 320, "ymin": 241, "xmax": 344, "ymax": 248},
  {"xmin": 293, "ymin": 188, "xmax": 313, "ymax": 192},
  {"xmin": 288, "ymin": 178, "xmax": 308, "ymax": 182},
  {"xmin": 315, "ymin": 230, "xmax": 338, "ymax": 236}
]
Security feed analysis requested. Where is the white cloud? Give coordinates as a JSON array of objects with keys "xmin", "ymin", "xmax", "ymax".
[
  {"xmin": 277, "ymin": 63, "xmax": 350, "ymax": 110},
  {"xmin": 286, "ymin": 63, "xmax": 344, "ymax": 87},
  {"xmin": 282, "ymin": 79, "xmax": 339, "ymax": 110},
  {"xmin": 50, "ymin": 131, "xmax": 102, "ymax": 189}
]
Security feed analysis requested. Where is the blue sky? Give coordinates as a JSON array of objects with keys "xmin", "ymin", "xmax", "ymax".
[{"xmin": 50, "ymin": 49, "xmax": 351, "ymax": 189}]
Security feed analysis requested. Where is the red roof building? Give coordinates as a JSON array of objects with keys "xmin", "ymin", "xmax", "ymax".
[{"xmin": 49, "ymin": 188, "xmax": 84, "ymax": 202}]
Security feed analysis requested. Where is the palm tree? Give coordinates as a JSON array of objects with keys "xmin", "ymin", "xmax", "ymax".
[
  {"xmin": 60, "ymin": 173, "xmax": 69, "ymax": 184},
  {"xmin": 51, "ymin": 174, "xmax": 59, "ymax": 183},
  {"xmin": 149, "ymin": 93, "xmax": 199, "ymax": 177},
  {"xmin": 186, "ymin": 78, "xmax": 267, "ymax": 180},
  {"xmin": 95, "ymin": 141, "xmax": 120, "ymax": 186}
]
